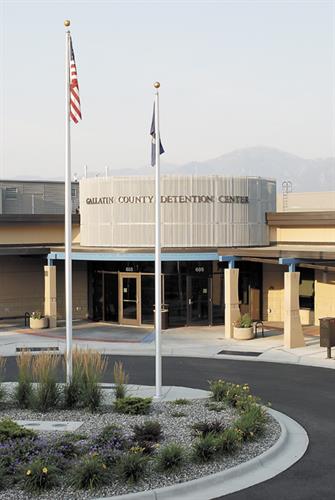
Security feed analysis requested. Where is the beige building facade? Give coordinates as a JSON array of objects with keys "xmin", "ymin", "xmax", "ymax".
[{"xmin": 0, "ymin": 180, "xmax": 334, "ymax": 349}]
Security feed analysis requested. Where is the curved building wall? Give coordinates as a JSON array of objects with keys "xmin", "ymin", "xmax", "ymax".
[{"xmin": 80, "ymin": 176, "xmax": 276, "ymax": 248}]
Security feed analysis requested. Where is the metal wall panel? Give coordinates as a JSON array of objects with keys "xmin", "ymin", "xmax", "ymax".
[{"xmin": 80, "ymin": 176, "xmax": 276, "ymax": 248}]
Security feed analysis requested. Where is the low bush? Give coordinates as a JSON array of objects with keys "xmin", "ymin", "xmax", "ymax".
[
  {"xmin": 23, "ymin": 459, "xmax": 59, "ymax": 493},
  {"xmin": 171, "ymin": 411, "xmax": 187, "ymax": 418},
  {"xmin": 156, "ymin": 443, "xmax": 184, "ymax": 472},
  {"xmin": 114, "ymin": 396, "xmax": 152, "ymax": 415},
  {"xmin": 192, "ymin": 420, "xmax": 225, "ymax": 437},
  {"xmin": 116, "ymin": 451, "xmax": 147, "ymax": 483},
  {"xmin": 208, "ymin": 379, "xmax": 230, "ymax": 402},
  {"xmin": 0, "ymin": 419, "xmax": 36, "ymax": 442},
  {"xmin": 133, "ymin": 420, "xmax": 162, "ymax": 444},
  {"xmin": 96, "ymin": 424, "xmax": 126, "ymax": 450},
  {"xmin": 171, "ymin": 398, "xmax": 191, "ymax": 406},
  {"xmin": 71, "ymin": 454, "xmax": 109, "ymax": 490},
  {"xmin": 192, "ymin": 433, "xmax": 218, "ymax": 463},
  {"xmin": 216, "ymin": 428, "xmax": 242, "ymax": 454},
  {"xmin": 0, "ymin": 465, "xmax": 7, "ymax": 489},
  {"xmin": 113, "ymin": 361, "xmax": 129, "ymax": 400},
  {"xmin": 235, "ymin": 404, "xmax": 268, "ymax": 441},
  {"xmin": 15, "ymin": 351, "xmax": 33, "ymax": 409},
  {"xmin": 31, "ymin": 351, "xmax": 60, "ymax": 412},
  {"xmin": 0, "ymin": 436, "xmax": 41, "ymax": 476},
  {"xmin": 205, "ymin": 402, "xmax": 226, "ymax": 412}
]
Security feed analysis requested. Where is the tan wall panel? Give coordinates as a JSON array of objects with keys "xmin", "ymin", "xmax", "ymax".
[
  {"xmin": 0, "ymin": 256, "xmax": 44, "ymax": 317},
  {"xmin": 56, "ymin": 261, "xmax": 88, "ymax": 320},
  {"xmin": 275, "ymin": 227, "xmax": 335, "ymax": 244},
  {"xmin": 262, "ymin": 264, "xmax": 284, "ymax": 321},
  {"xmin": 0, "ymin": 224, "xmax": 80, "ymax": 245},
  {"xmin": 314, "ymin": 271, "xmax": 335, "ymax": 325},
  {"xmin": 277, "ymin": 192, "xmax": 335, "ymax": 212}
]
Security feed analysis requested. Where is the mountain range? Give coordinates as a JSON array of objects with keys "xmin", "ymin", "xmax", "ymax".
[{"xmin": 13, "ymin": 147, "xmax": 335, "ymax": 192}]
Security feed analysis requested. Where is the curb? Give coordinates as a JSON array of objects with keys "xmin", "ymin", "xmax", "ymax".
[{"xmin": 95, "ymin": 407, "xmax": 308, "ymax": 500}]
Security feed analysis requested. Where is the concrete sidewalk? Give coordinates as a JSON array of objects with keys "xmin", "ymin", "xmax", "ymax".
[{"xmin": 0, "ymin": 319, "xmax": 333, "ymax": 369}]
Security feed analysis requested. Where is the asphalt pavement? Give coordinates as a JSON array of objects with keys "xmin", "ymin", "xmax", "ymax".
[{"xmin": 2, "ymin": 355, "xmax": 335, "ymax": 500}]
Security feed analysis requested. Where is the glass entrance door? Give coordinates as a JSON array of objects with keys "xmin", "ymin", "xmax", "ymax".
[
  {"xmin": 119, "ymin": 273, "xmax": 141, "ymax": 326},
  {"xmin": 187, "ymin": 276, "xmax": 211, "ymax": 325}
]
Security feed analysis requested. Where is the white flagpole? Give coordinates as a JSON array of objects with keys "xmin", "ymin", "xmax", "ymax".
[
  {"xmin": 65, "ymin": 21, "xmax": 73, "ymax": 383},
  {"xmin": 154, "ymin": 82, "xmax": 162, "ymax": 399}
]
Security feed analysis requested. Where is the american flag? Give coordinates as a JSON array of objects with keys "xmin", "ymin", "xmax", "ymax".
[{"xmin": 69, "ymin": 36, "xmax": 82, "ymax": 124}]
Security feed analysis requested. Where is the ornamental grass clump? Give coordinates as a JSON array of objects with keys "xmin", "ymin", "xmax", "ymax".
[
  {"xmin": 23, "ymin": 459, "xmax": 59, "ymax": 493},
  {"xmin": 80, "ymin": 349, "xmax": 107, "ymax": 412},
  {"xmin": 133, "ymin": 420, "xmax": 162, "ymax": 444},
  {"xmin": 216, "ymin": 428, "xmax": 243, "ymax": 454},
  {"xmin": 96, "ymin": 424, "xmax": 126, "ymax": 450},
  {"xmin": 116, "ymin": 450, "xmax": 148, "ymax": 483},
  {"xmin": 192, "ymin": 420, "xmax": 225, "ymax": 437},
  {"xmin": 71, "ymin": 454, "xmax": 109, "ymax": 490},
  {"xmin": 15, "ymin": 350, "xmax": 33, "ymax": 409},
  {"xmin": 208, "ymin": 379, "xmax": 230, "ymax": 402},
  {"xmin": 113, "ymin": 361, "xmax": 129, "ymax": 400},
  {"xmin": 63, "ymin": 347, "xmax": 85, "ymax": 409},
  {"xmin": 235, "ymin": 404, "xmax": 268, "ymax": 441},
  {"xmin": 156, "ymin": 443, "xmax": 184, "ymax": 472},
  {"xmin": 0, "ymin": 357, "xmax": 6, "ymax": 402},
  {"xmin": 31, "ymin": 351, "xmax": 60, "ymax": 412},
  {"xmin": 192, "ymin": 433, "xmax": 218, "ymax": 463}
]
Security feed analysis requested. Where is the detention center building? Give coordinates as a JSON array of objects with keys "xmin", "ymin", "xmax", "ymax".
[{"xmin": 0, "ymin": 176, "xmax": 334, "ymax": 349}]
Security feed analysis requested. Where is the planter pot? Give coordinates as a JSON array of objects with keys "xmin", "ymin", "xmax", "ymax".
[
  {"xmin": 29, "ymin": 317, "xmax": 49, "ymax": 329},
  {"xmin": 233, "ymin": 326, "xmax": 254, "ymax": 340}
]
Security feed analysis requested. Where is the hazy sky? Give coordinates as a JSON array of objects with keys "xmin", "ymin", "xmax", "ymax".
[{"xmin": 1, "ymin": 0, "xmax": 334, "ymax": 179}]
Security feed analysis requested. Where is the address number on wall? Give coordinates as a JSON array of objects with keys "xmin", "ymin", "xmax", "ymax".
[{"xmin": 195, "ymin": 267, "xmax": 205, "ymax": 273}]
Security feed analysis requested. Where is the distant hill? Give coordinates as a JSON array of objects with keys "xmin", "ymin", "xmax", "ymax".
[{"xmin": 12, "ymin": 147, "xmax": 335, "ymax": 192}]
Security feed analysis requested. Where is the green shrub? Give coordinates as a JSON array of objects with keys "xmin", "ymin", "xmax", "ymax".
[
  {"xmin": 171, "ymin": 398, "xmax": 191, "ymax": 406},
  {"xmin": 133, "ymin": 420, "xmax": 162, "ymax": 444},
  {"xmin": 0, "ymin": 419, "xmax": 36, "ymax": 442},
  {"xmin": 192, "ymin": 420, "xmax": 225, "ymax": 437},
  {"xmin": 15, "ymin": 351, "xmax": 33, "ymax": 409},
  {"xmin": 114, "ymin": 396, "xmax": 152, "ymax": 415},
  {"xmin": 0, "ymin": 465, "xmax": 7, "ymax": 489},
  {"xmin": 208, "ymin": 379, "xmax": 230, "ymax": 402},
  {"xmin": 31, "ymin": 352, "xmax": 60, "ymax": 412},
  {"xmin": 116, "ymin": 451, "xmax": 147, "ymax": 483},
  {"xmin": 171, "ymin": 411, "xmax": 187, "ymax": 418},
  {"xmin": 216, "ymin": 428, "xmax": 242, "ymax": 454},
  {"xmin": 235, "ymin": 405, "xmax": 268, "ymax": 440},
  {"xmin": 71, "ymin": 454, "xmax": 109, "ymax": 490},
  {"xmin": 205, "ymin": 402, "xmax": 226, "ymax": 412},
  {"xmin": 156, "ymin": 443, "xmax": 184, "ymax": 472},
  {"xmin": 192, "ymin": 433, "xmax": 218, "ymax": 463},
  {"xmin": 96, "ymin": 424, "xmax": 126, "ymax": 449},
  {"xmin": 113, "ymin": 361, "xmax": 129, "ymax": 400},
  {"xmin": 23, "ymin": 459, "xmax": 59, "ymax": 493}
]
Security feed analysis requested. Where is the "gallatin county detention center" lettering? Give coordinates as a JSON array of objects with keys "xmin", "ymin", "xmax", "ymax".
[{"xmin": 85, "ymin": 195, "xmax": 249, "ymax": 205}]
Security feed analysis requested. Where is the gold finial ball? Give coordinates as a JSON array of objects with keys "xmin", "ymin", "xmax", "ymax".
[
  {"xmin": 154, "ymin": 81, "xmax": 160, "ymax": 89},
  {"xmin": 64, "ymin": 20, "xmax": 71, "ymax": 27}
]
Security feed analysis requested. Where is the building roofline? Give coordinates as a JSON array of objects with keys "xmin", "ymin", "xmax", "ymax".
[{"xmin": 0, "ymin": 214, "xmax": 80, "ymax": 224}]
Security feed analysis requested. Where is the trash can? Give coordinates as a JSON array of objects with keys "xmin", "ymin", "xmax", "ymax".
[
  {"xmin": 319, "ymin": 317, "xmax": 335, "ymax": 359},
  {"xmin": 153, "ymin": 304, "xmax": 169, "ymax": 330}
]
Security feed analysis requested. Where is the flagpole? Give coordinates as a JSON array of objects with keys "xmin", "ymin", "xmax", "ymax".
[
  {"xmin": 154, "ymin": 81, "xmax": 162, "ymax": 399},
  {"xmin": 64, "ymin": 20, "xmax": 73, "ymax": 383}
]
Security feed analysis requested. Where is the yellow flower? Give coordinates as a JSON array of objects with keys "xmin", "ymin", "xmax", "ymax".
[
  {"xmin": 102, "ymin": 464, "xmax": 107, "ymax": 469},
  {"xmin": 42, "ymin": 467, "xmax": 48, "ymax": 474},
  {"xmin": 26, "ymin": 469, "xmax": 32, "ymax": 476},
  {"xmin": 250, "ymin": 432, "xmax": 254, "ymax": 437}
]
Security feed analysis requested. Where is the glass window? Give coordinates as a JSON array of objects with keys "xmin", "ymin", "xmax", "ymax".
[{"xmin": 5, "ymin": 187, "xmax": 17, "ymax": 199}]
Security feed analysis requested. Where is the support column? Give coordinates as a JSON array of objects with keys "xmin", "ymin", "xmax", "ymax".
[
  {"xmin": 224, "ymin": 268, "xmax": 240, "ymax": 339},
  {"xmin": 44, "ymin": 265, "xmax": 57, "ymax": 328},
  {"xmin": 284, "ymin": 271, "xmax": 305, "ymax": 348}
]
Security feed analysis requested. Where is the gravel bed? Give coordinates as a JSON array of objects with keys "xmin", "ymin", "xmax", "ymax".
[{"xmin": 0, "ymin": 388, "xmax": 281, "ymax": 500}]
